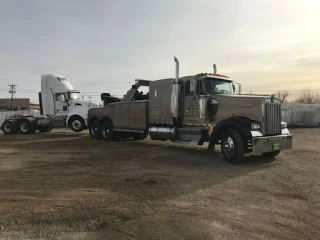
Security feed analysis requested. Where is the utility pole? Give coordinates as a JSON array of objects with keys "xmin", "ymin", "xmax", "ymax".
[{"xmin": 8, "ymin": 84, "xmax": 17, "ymax": 111}]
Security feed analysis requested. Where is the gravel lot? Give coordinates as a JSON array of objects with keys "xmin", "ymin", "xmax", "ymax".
[{"xmin": 0, "ymin": 128, "xmax": 319, "ymax": 240}]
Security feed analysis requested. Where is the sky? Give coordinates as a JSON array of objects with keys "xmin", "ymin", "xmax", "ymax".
[{"xmin": 0, "ymin": 0, "xmax": 320, "ymax": 103}]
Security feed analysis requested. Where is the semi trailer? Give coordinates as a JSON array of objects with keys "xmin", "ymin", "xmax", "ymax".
[
  {"xmin": 1, "ymin": 74, "xmax": 97, "ymax": 134},
  {"xmin": 87, "ymin": 57, "xmax": 292, "ymax": 163}
]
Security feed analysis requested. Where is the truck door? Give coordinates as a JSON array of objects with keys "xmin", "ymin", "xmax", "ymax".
[
  {"xmin": 55, "ymin": 93, "xmax": 68, "ymax": 115},
  {"xmin": 183, "ymin": 80, "xmax": 200, "ymax": 123}
]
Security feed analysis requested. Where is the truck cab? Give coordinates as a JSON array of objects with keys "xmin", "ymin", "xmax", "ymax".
[
  {"xmin": 88, "ymin": 57, "xmax": 292, "ymax": 163},
  {"xmin": 2, "ymin": 74, "xmax": 98, "ymax": 135},
  {"xmin": 39, "ymin": 74, "xmax": 97, "ymax": 132}
]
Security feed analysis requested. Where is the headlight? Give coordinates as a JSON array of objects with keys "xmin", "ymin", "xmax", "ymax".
[
  {"xmin": 251, "ymin": 123, "xmax": 261, "ymax": 130},
  {"xmin": 281, "ymin": 121, "xmax": 287, "ymax": 129}
]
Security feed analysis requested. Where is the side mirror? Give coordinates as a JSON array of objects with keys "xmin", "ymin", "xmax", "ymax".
[
  {"xmin": 190, "ymin": 79, "xmax": 197, "ymax": 94},
  {"xmin": 60, "ymin": 94, "xmax": 65, "ymax": 103},
  {"xmin": 233, "ymin": 82, "xmax": 242, "ymax": 95}
]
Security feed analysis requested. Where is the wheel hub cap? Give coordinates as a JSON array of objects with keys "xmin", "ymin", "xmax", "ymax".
[
  {"xmin": 223, "ymin": 137, "xmax": 235, "ymax": 158},
  {"xmin": 72, "ymin": 120, "xmax": 81, "ymax": 130},
  {"xmin": 4, "ymin": 123, "xmax": 12, "ymax": 132},
  {"xmin": 21, "ymin": 122, "xmax": 29, "ymax": 132}
]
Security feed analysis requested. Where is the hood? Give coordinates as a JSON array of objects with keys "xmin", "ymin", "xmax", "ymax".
[
  {"xmin": 208, "ymin": 94, "xmax": 271, "ymax": 122},
  {"xmin": 209, "ymin": 93, "xmax": 270, "ymax": 99},
  {"xmin": 69, "ymin": 99, "xmax": 98, "ymax": 108}
]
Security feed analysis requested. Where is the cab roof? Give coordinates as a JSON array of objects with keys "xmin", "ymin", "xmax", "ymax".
[{"xmin": 179, "ymin": 73, "xmax": 233, "ymax": 82}]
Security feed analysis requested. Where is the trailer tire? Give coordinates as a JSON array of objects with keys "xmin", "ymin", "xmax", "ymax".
[
  {"xmin": 220, "ymin": 129, "xmax": 245, "ymax": 164},
  {"xmin": 100, "ymin": 120, "xmax": 116, "ymax": 141},
  {"xmin": 89, "ymin": 120, "xmax": 101, "ymax": 139},
  {"xmin": 1, "ymin": 120, "xmax": 19, "ymax": 134},
  {"xmin": 69, "ymin": 116, "xmax": 85, "ymax": 132},
  {"xmin": 19, "ymin": 120, "xmax": 34, "ymax": 134}
]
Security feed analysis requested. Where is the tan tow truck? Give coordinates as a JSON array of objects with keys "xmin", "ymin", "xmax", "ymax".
[{"xmin": 87, "ymin": 57, "xmax": 292, "ymax": 163}]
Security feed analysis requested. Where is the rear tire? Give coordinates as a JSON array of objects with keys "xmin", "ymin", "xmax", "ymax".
[
  {"xmin": 221, "ymin": 129, "xmax": 245, "ymax": 164},
  {"xmin": 1, "ymin": 120, "xmax": 19, "ymax": 134},
  {"xmin": 89, "ymin": 120, "xmax": 101, "ymax": 139},
  {"xmin": 100, "ymin": 120, "xmax": 116, "ymax": 141},
  {"xmin": 69, "ymin": 116, "xmax": 85, "ymax": 132},
  {"xmin": 19, "ymin": 120, "xmax": 34, "ymax": 134},
  {"xmin": 262, "ymin": 150, "xmax": 281, "ymax": 157}
]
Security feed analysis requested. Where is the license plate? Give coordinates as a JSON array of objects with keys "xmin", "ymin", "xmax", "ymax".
[{"xmin": 273, "ymin": 143, "xmax": 280, "ymax": 150}]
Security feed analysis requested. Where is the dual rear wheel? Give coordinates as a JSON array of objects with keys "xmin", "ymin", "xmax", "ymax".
[
  {"xmin": 89, "ymin": 120, "xmax": 148, "ymax": 141},
  {"xmin": 2, "ymin": 119, "xmax": 52, "ymax": 134}
]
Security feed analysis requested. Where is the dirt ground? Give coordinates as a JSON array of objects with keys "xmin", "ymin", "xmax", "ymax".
[{"xmin": 0, "ymin": 128, "xmax": 319, "ymax": 240}]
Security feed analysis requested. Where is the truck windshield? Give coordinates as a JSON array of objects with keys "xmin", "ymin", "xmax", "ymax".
[
  {"xmin": 67, "ymin": 92, "xmax": 80, "ymax": 100},
  {"xmin": 204, "ymin": 78, "xmax": 234, "ymax": 94}
]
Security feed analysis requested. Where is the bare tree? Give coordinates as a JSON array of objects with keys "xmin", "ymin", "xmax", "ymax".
[
  {"xmin": 315, "ymin": 93, "xmax": 320, "ymax": 104},
  {"xmin": 246, "ymin": 90, "xmax": 254, "ymax": 95},
  {"xmin": 295, "ymin": 89, "xmax": 320, "ymax": 104},
  {"xmin": 273, "ymin": 90, "xmax": 289, "ymax": 103}
]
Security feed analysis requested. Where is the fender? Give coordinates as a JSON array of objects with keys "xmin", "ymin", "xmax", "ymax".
[{"xmin": 208, "ymin": 116, "xmax": 259, "ymax": 149}]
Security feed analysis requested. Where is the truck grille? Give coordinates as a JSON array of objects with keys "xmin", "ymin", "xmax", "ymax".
[{"xmin": 262, "ymin": 98, "xmax": 282, "ymax": 135}]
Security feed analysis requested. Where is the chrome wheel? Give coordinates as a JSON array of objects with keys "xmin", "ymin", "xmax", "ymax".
[
  {"xmin": 220, "ymin": 129, "xmax": 245, "ymax": 163},
  {"xmin": 4, "ymin": 122, "xmax": 12, "ymax": 132},
  {"xmin": 2, "ymin": 120, "xmax": 18, "ymax": 134},
  {"xmin": 89, "ymin": 120, "xmax": 101, "ymax": 139},
  {"xmin": 69, "ymin": 117, "xmax": 85, "ymax": 132},
  {"xmin": 72, "ymin": 120, "xmax": 81, "ymax": 130},
  {"xmin": 101, "ymin": 120, "xmax": 115, "ymax": 141},
  {"xmin": 20, "ymin": 122, "xmax": 29, "ymax": 133},
  {"xmin": 222, "ymin": 137, "xmax": 235, "ymax": 158},
  {"xmin": 102, "ymin": 128, "xmax": 110, "ymax": 138}
]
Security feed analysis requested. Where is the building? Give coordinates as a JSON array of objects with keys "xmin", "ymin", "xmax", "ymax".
[
  {"xmin": 29, "ymin": 103, "xmax": 40, "ymax": 110},
  {"xmin": 0, "ymin": 98, "xmax": 39, "ymax": 111}
]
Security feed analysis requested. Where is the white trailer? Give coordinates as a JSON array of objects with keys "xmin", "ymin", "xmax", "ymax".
[{"xmin": 1, "ymin": 74, "xmax": 97, "ymax": 134}]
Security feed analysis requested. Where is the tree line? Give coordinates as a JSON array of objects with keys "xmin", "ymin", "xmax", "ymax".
[{"xmin": 245, "ymin": 89, "xmax": 320, "ymax": 104}]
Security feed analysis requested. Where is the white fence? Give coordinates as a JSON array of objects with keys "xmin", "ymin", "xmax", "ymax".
[
  {"xmin": 0, "ymin": 110, "xmax": 40, "ymax": 128},
  {"xmin": 282, "ymin": 104, "xmax": 320, "ymax": 127}
]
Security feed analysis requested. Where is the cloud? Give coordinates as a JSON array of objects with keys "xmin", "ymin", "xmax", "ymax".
[{"xmin": 0, "ymin": 0, "xmax": 319, "ymax": 103}]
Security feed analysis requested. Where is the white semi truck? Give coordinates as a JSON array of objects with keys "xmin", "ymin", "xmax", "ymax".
[{"xmin": 1, "ymin": 74, "xmax": 97, "ymax": 134}]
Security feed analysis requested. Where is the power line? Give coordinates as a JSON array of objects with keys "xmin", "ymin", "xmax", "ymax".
[{"xmin": 8, "ymin": 83, "xmax": 17, "ymax": 111}]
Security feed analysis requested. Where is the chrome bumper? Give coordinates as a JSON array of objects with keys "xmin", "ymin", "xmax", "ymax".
[{"xmin": 251, "ymin": 132, "xmax": 293, "ymax": 154}]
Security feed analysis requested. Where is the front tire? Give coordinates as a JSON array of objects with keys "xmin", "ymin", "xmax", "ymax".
[
  {"xmin": 100, "ymin": 120, "xmax": 116, "ymax": 141},
  {"xmin": 221, "ymin": 129, "xmax": 245, "ymax": 163},
  {"xmin": 1, "ymin": 120, "xmax": 19, "ymax": 134},
  {"xmin": 69, "ymin": 116, "xmax": 85, "ymax": 132},
  {"xmin": 89, "ymin": 120, "xmax": 101, "ymax": 139}
]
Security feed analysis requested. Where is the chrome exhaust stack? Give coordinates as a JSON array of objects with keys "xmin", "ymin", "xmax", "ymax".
[
  {"xmin": 174, "ymin": 56, "xmax": 179, "ymax": 83},
  {"xmin": 171, "ymin": 56, "xmax": 180, "ymax": 119},
  {"xmin": 213, "ymin": 64, "xmax": 217, "ymax": 74}
]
